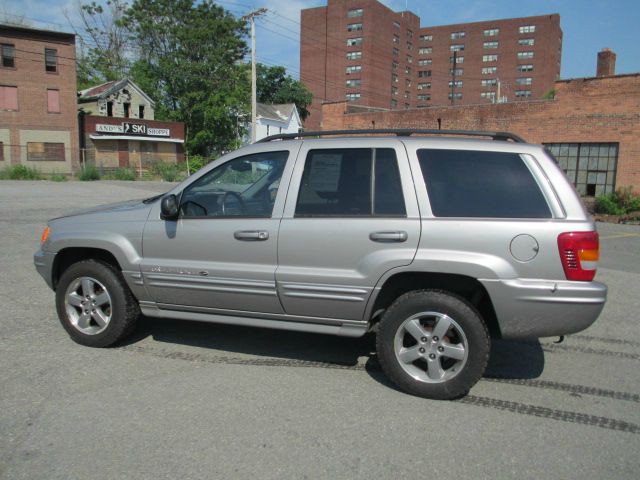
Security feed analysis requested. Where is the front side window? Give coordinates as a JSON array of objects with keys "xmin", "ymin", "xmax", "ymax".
[
  {"xmin": 45, "ymin": 48, "xmax": 57, "ymax": 73},
  {"xmin": 180, "ymin": 151, "xmax": 288, "ymax": 218},
  {"xmin": 1, "ymin": 44, "xmax": 15, "ymax": 68},
  {"xmin": 296, "ymin": 148, "xmax": 405, "ymax": 217},
  {"xmin": 417, "ymin": 149, "xmax": 551, "ymax": 218}
]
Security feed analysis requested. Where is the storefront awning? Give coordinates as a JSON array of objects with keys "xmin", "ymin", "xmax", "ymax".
[{"xmin": 89, "ymin": 135, "xmax": 184, "ymax": 144}]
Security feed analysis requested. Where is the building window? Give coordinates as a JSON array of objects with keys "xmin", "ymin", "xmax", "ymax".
[
  {"xmin": 47, "ymin": 89, "xmax": 60, "ymax": 113},
  {"xmin": 346, "ymin": 93, "xmax": 361, "ymax": 102},
  {"xmin": 519, "ymin": 25, "xmax": 536, "ymax": 34},
  {"xmin": 346, "ymin": 65, "xmax": 362, "ymax": 74},
  {"xmin": 448, "ymin": 92, "xmax": 463, "ymax": 100},
  {"xmin": 407, "ymin": 42, "xmax": 412, "ymax": 51},
  {"xmin": 420, "ymin": 34, "xmax": 432, "ymax": 42},
  {"xmin": 347, "ymin": 8, "xmax": 363, "ymax": 18},
  {"xmin": 483, "ymin": 54, "xmax": 498, "ymax": 62},
  {"xmin": 0, "ymin": 85, "xmax": 19, "ymax": 111},
  {"xmin": 450, "ymin": 31, "xmax": 465, "ymax": 40},
  {"xmin": 449, "ymin": 68, "xmax": 463, "ymax": 76},
  {"xmin": 407, "ymin": 30, "xmax": 413, "ymax": 39},
  {"xmin": 481, "ymin": 79, "xmax": 497, "ymax": 87},
  {"xmin": 515, "ymin": 90, "xmax": 532, "ymax": 98},
  {"xmin": 392, "ymin": 86, "xmax": 398, "ymax": 96},
  {"xmin": 450, "ymin": 44, "xmax": 464, "ymax": 51},
  {"xmin": 484, "ymin": 28, "xmax": 499, "ymax": 36},
  {"xmin": 481, "ymin": 92, "xmax": 496, "ymax": 100},
  {"xmin": 392, "ymin": 73, "xmax": 398, "ymax": 83},
  {"xmin": 516, "ymin": 77, "xmax": 533, "ymax": 85},
  {"xmin": 405, "ymin": 79, "xmax": 412, "ymax": 87},
  {"xmin": 392, "ymin": 61, "xmax": 399, "ymax": 71},
  {"xmin": 519, "ymin": 38, "xmax": 535, "ymax": 46},
  {"xmin": 418, "ymin": 70, "xmax": 431, "ymax": 78},
  {"xmin": 448, "ymin": 80, "xmax": 463, "ymax": 88},
  {"xmin": 346, "ymin": 51, "xmax": 362, "ymax": 60},
  {"xmin": 124, "ymin": 102, "xmax": 131, "ymax": 118},
  {"xmin": 483, "ymin": 41, "xmax": 499, "ymax": 49},
  {"xmin": 517, "ymin": 51, "xmax": 534, "ymax": 59},
  {"xmin": 393, "ymin": 21, "xmax": 400, "ymax": 29},
  {"xmin": 346, "ymin": 79, "xmax": 361, "ymax": 88},
  {"xmin": 138, "ymin": 105, "xmax": 145, "ymax": 119},
  {"xmin": 27, "ymin": 142, "xmax": 65, "ymax": 161},
  {"xmin": 407, "ymin": 55, "xmax": 412, "ymax": 64},
  {"xmin": 347, "ymin": 37, "xmax": 363, "ymax": 46},
  {"xmin": 393, "ymin": 34, "xmax": 399, "ymax": 44},
  {"xmin": 347, "ymin": 23, "xmax": 362, "ymax": 32},
  {"xmin": 45, "ymin": 48, "xmax": 57, "ymax": 73},
  {"xmin": 391, "ymin": 99, "xmax": 398, "ymax": 108},
  {"xmin": 419, "ymin": 47, "xmax": 432, "ymax": 55},
  {"xmin": 517, "ymin": 64, "xmax": 534, "ymax": 72},
  {"xmin": 418, "ymin": 59, "xmax": 432, "ymax": 66},
  {"xmin": 545, "ymin": 143, "xmax": 619, "ymax": 196},
  {"xmin": 417, "ymin": 82, "xmax": 431, "ymax": 90},
  {"xmin": 1, "ymin": 44, "xmax": 15, "ymax": 68},
  {"xmin": 405, "ymin": 66, "xmax": 411, "ymax": 75},
  {"xmin": 417, "ymin": 94, "xmax": 431, "ymax": 101},
  {"xmin": 393, "ymin": 47, "xmax": 399, "ymax": 56},
  {"xmin": 482, "ymin": 66, "xmax": 497, "ymax": 74},
  {"xmin": 106, "ymin": 101, "xmax": 113, "ymax": 116},
  {"xmin": 449, "ymin": 56, "xmax": 464, "ymax": 64}
]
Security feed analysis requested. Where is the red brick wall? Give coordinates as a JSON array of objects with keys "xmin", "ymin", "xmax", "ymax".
[
  {"xmin": 322, "ymin": 74, "xmax": 640, "ymax": 190},
  {"xmin": 0, "ymin": 27, "xmax": 79, "ymax": 169}
]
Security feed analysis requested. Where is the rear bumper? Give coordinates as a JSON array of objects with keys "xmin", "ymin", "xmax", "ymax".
[
  {"xmin": 34, "ymin": 249, "xmax": 56, "ymax": 290},
  {"xmin": 481, "ymin": 278, "xmax": 607, "ymax": 339}
]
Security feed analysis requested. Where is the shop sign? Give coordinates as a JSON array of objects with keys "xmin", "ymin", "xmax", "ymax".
[{"xmin": 95, "ymin": 122, "xmax": 171, "ymax": 137}]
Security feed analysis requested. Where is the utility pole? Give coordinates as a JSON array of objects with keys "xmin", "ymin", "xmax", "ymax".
[
  {"xmin": 450, "ymin": 50, "xmax": 457, "ymax": 105},
  {"xmin": 242, "ymin": 8, "xmax": 268, "ymax": 143}
]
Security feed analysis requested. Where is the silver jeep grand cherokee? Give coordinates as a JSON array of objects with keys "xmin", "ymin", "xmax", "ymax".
[{"xmin": 34, "ymin": 130, "xmax": 607, "ymax": 399}]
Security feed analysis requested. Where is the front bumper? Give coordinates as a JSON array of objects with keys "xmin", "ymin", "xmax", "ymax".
[
  {"xmin": 34, "ymin": 249, "xmax": 56, "ymax": 290},
  {"xmin": 481, "ymin": 278, "xmax": 607, "ymax": 339}
]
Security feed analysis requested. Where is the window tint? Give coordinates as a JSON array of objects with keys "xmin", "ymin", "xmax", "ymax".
[
  {"xmin": 180, "ymin": 151, "xmax": 288, "ymax": 218},
  {"xmin": 417, "ymin": 149, "xmax": 551, "ymax": 218},
  {"xmin": 296, "ymin": 148, "xmax": 405, "ymax": 216}
]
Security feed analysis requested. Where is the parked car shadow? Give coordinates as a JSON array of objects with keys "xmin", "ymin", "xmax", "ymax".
[{"xmin": 121, "ymin": 315, "xmax": 545, "ymax": 381}]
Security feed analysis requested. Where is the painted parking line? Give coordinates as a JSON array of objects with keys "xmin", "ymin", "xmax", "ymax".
[{"xmin": 600, "ymin": 233, "xmax": 640, "ymax": 240}]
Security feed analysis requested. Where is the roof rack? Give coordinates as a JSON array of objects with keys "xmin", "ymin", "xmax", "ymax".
[{"xmin": 256, "ymin": 129, "xmax": 526, "ymax": 144}]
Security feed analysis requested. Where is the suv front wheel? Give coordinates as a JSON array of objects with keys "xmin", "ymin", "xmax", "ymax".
[
  {"xmin": 55, "ymin": 259, "xmax": 140, "ymax": 347},
  {"xmin": 376, "ymin": 290, "xmax": 490, "ymax": 400}
]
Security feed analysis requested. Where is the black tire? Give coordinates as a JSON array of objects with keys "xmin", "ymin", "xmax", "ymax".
[
  {"xmin": 376, "ymin": 289, "xmax": 490, "ymax": 400},
  {"xmin": 55, "ymin": 259, "xmax": 140, "ymax": 347}
]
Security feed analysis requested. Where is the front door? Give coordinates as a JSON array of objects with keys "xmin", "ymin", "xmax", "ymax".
[
  {"xmin": 276, "ymin": 140, "xmax": 421, "ymax": 321},
  {"xmin": 142, "ymin": 146, "xmax": 297, "ymax": 314}
]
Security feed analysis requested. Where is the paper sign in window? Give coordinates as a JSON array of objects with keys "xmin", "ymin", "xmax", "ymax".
[{"xmin": 308, "ymin": 155, "xmax": 342, "ymax": 192}]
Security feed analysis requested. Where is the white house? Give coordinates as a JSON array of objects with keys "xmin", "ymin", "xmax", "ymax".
[{"xmin": 252, "ymin": 103, "xmax": 302, "ymax": 142}]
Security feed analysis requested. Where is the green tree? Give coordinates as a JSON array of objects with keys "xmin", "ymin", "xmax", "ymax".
[
  {"xmin": 256, "ymin": 63, "xmax": 313, "ymax": 120},
  {"xmin": 125, "ymin": 0, "xmax": 248, "ymax": 155}
]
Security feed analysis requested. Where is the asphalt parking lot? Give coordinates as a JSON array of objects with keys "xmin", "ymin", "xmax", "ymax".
[{"xmin": 1, "ymin": 180, "xmax": 639, "ymax": 479}]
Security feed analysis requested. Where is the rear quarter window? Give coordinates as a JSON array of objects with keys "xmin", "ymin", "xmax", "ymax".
[{"xmin": 417, "ymin": 149, "xmax": 551, "ymax": 218}]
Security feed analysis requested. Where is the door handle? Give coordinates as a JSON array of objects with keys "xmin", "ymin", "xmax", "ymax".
[
  {"xmin": 369, "ymin": 231, "xmax": 408, "ymax": 243},
  {"xmin": 234, "ymin": 230, "xmax": 269, "ymax": 241}
]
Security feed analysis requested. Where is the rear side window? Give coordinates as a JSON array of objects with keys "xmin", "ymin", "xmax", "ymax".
[
  {"xmin": 417, "ymin": 149, "xmax": 551, "ymax": 218},
  {"xmin": 296, "ymin": 148, "xmax": 406, "ymax": 216}
]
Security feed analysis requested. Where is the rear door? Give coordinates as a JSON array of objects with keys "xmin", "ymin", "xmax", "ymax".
[{"xmin": 276, "ymin": 139, "xmax": 421, "ymax": 321}]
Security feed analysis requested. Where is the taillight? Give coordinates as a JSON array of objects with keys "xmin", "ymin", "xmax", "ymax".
[{"xmin": 557, "ymin": 231, "xmax": 599, "ymax": 281}]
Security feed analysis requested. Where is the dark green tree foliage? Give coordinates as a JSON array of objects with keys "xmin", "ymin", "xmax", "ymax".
[
  {"xmin": 256, "ymin": 63, "xmax": 313, "ymax": 120},
  {"xmin": 125, "ymin": 0, "xmax": 249, "ymax": 155}
]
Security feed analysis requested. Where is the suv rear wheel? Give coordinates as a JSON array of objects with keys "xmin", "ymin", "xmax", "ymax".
[
  {"xmin": 376, "ymin": 290, "xmax": 489, "ymax": 400},
  {"xmin": 55, "ymin": 259, "xmax": 139, "ymax": 347}
]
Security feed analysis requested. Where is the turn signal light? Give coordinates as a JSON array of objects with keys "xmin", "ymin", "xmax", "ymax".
[
  {"xmin": 40, "ymin": 227, "xmax": 50, "ymax": 245},
  {"xmin": 557, "ymin": 231, "xmax": 599, "ymax": 281}
]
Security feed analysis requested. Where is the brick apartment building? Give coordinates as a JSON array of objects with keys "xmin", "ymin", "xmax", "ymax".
[
  {"xmin": 320, "ymin": 55, "xmax": 640, "ymax": 195},
  {"xmin": 301, "ymin": 0, "xmax": 562, "ymax": 129},
  {"xmin": 0, "ymin": 24, "xmax": 79, "ymax": 174}
]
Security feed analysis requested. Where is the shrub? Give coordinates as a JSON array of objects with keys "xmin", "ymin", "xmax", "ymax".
[
  {"xmin": 151, "ymin": 162, "xmax": 180, "ymax": 182},
  {"xmin": 78, "ymin": 165, "xmax": 101, "ymax": 181},
  {"xmin": 0, "ymin": 165, "xmax": 42, "ymax": 180},
  {"xmin": 103, "ymin": 168, "xmax": 137, "ymax": 181},
  {"xmin": 595, "ymin": 187, "xmax": 640, "ymax": 215},
  {"xmin": 186, "ymin": 155, "xmax": 209, "ymax": 174},
  {"xmin": 49, "ymin": 173, "xmax": 68, "ymax": 182}
]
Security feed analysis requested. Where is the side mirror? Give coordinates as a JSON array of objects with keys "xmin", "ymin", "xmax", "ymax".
[{"xmin": 160, "ymin": 194, "xmax": 179, "ymax": 220}]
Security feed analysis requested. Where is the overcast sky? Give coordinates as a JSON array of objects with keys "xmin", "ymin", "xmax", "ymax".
[{"xmin": 2, "ymin": 0, "xmax": 638, "ymax": 80}]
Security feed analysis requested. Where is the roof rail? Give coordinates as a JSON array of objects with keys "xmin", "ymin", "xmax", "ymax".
[{"xmin": 256, "ymin": 128, "xmax": 526, "ymax": 144}]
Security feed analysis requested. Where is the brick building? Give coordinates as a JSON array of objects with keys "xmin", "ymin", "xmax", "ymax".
[
  {"xmin": 301, "ymin": 0, "xmax": 562, "ymax": 129},
  {"xmin": 321, "ymin": 68, "xmax": 640, "ymax": 194},
  {"xmin": 0, "ymin": 24, "xmax": 79, "ymax": 174}
]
